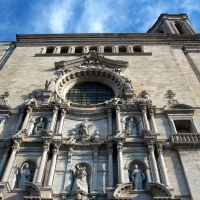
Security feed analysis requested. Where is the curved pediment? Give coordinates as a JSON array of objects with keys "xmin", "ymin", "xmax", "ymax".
[
  {"xmin": 55, "ymin": 52, "xmax": 128, "ymax": 70},
  {"xmin": 164, "ymin": 103, "xmax": 194, "ymax": 114}
]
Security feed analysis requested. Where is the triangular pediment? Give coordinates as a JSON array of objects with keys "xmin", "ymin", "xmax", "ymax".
[{"xmin": 55, "ymin": 52, "xmax": 128, "ymax": 69}]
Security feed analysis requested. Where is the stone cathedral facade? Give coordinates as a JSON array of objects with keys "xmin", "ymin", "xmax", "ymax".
[{"xmin": 0, "ymin": 14, "xmax": 200, "ymax": 200}]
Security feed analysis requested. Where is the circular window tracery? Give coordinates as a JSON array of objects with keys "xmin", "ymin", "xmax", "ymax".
[{"xmin": 66, "ymin": 82, "xmax": 115, "ymax": 104}]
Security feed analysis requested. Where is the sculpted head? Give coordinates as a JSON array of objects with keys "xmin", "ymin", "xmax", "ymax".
[{"xmin": 134, "ymin": 164, "xmax": 138, "ymax": 169}]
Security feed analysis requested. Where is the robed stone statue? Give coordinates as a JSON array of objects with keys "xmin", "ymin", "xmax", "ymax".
[{"xmin": 132, "ymin": 164, "xmax": 145, "ymax": 190}]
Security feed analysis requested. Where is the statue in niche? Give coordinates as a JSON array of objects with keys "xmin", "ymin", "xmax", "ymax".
[
  {"xmin": 18, "ymin": 163, "xmax": 30, "ymax": 189},
  {"xmin": 132, "ymin": 164, "xmax": 145, "ymax": 190},
  {"xmin": 127, "ymin": 118, "xmax": 138, "ymax": 135},
  {"xmin": 79, "ymin": 119, "xmax": 93, "ymax": 138},
  {"xmin": 34, "ymin": 118, "xmax": 45, "ymax": 135},
  {"xmin": 71, "ymin": 164, "xmax": 88, "ymax": 194}
]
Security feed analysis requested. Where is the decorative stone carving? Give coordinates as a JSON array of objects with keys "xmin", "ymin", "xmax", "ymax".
[
  {"xmin": 17, "ymin": 163, "xmax": 30, "ymax": 189},
  {"xmin": 167, "ymin": 90, "xmax": 179, "ymax": 106},
  {"xmin": 45, "ymin": 79, "xmax": 56, "ymax": 92},
  {"xmin": 71, "ymin": 164, "xmax": 88, "ymax": 195},
  {"xmin": 91, "ymin": 130, "xmax": 101, "ymax": 143},
  {"xmin": 132, "ymin": 164, "xmax": 145, "ymax": 190},
  {"xmin": 127, "ymin": 118, "xmax": 138, "ymax": 135},
  {"xmin": 137, "ymin": 90, "xmax": 152, "ymax": 105},
  {"xmin": 124, "ymin": 78, "xmax": 132, "ymax": 90},
  {"xmin": 34, "ymin": 118, "xmax": 45, "ymax": 135},
  {"xmin": 0, "ymin": 90, "xmax": 11, "ymax": 108},
  {"xmin": 78, "ymin": 120, "xmax": 93, "ymax": 139}
]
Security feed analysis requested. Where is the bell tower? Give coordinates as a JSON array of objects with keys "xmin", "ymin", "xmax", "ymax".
[{"xmin": 148, "ymin": 13, "xmax": 197, "ymax": 34}]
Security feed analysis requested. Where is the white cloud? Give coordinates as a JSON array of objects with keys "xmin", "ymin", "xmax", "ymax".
[{"xmin": 30, "ymin": 0, "xmax": 75, "ymax": 33}]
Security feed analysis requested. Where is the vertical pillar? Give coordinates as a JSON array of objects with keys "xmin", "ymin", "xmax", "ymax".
[
  {"xmin": 0, "ymin": 143, "xmax": 10, "ymax": 179},
  {"xmin": 40, "ymin": 47, "xmax": 46, "ymax": 54},
  {"xmin": 156, "ymin": 142, "xmax": 170, "ymax": 187},
  {"xmin": 14, "ymin": 109, "xmax": 24, "ymax": 133},
  {"xmin": 91, "ymin": 146, "xmax": 99, "ymax": 192},
  {"xmin": 117, "ymin": 142, "xmax": 124, "ymax": 184},
  {"xmin": 148, "ymin": 142, "xmax": 160, "ymax": 183},
  {"xmin": 169, "ymin": 118, "xmax": 177, "ymax": 133},
  {"xmin": 35, "ymin": 141, "xmax": 50, "ymax": 183},
  {"xmin": 142, "ymin": 107, "xmax": 150, "ymax": 131},
  {"xmin": 149, "ymin": 109, "xmax": 157, "ymax": 133},
  {"xmin": 1, "ymin": 140, "xmax": 20, "ymax": 182},
  {"xmin": 46, "ymin": 143, "xmax": 60, "ymax": 186},
  {"xmin": 58, "ymin": 109, "xmax": 66, "ymax": 134},
  {"xmin": 107, "ymin": 144, "xmax": 114, "ymax": 187},
  {"xmin": 63, "ymin": 146, "xmax": 74, "ymax": 193},
  {"xmin": 28, "ymin": 119, "xmax": 35, "ymax": 135},
  {"xmin": 108, "ymin": 109, "xmax": 112, "ymax": 135},
  {"xmin": 53, "ymin": 46, "xmax": 60, "ymax": 54},
  {"xmin": 21, "ymin": 106, "xmax": 32, "ymax": 130},
  {"xmin": 116, "ymin": 106, "xmax": 121, "ymax": 133},
  {"xmin": 49, "ymin": 106, "xmax": 58, "ymax": 132}
]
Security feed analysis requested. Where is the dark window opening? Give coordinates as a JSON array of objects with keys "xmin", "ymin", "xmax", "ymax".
[
  {"xmin": 66, "ymin": 82, "xmax": 115, "ymax": 104},
  {"xmin": 104, "ymin": 46, "xmax": 112, "ymax": 53},
  {"xmin": 90, "ymin": 46, "xmax": 97, "ymax": 52},
  {"xmin": 46, "ymin": 47, "xmax": 54, "ymax": 53},
  {"xmin": 75, "ymin": 47, "xmax": 83, "ymax": 53},
  {"xmin": 133, "ymin": 45, "xmax": 142, "ymax": 52},
  {"xmin": 119, "ymin": 46, "xmax": 127, "ymax": 53},
  {"xmin": 60, "ymin": 47, "xmax": 69, "ymax": 53},
  {"xmin": 174, "ymin": 120, "xmax": 196, "ymax": 133},
  {"xmin": 175, "ymin": 21, "xmax": 185, "ymax": 34}
]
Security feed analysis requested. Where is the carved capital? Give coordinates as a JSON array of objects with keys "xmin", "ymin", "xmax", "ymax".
[
  {"xmin": 142, "ymin": 106, "xmax": 147, "ymax": 114},
  {"xmin": 117, "ymin": 141, "xmax": 123, "ymax": 152},
  {"xmin": 148, "ymin": 143, "xmax": 155, "ymax": 152},
  {"xmin": 43, "ymin": 141, "xmax": 50, "ymax": 152},
  {"xmin": 108, "ymin": 109, "xmax": 112, "ymax": 116},
  {"xmin": 60, "ymin": 109, "xmax": 66, "ymax": 116},
  {"xmin": 116, "ymin": 106, "xmax": 120, "ymax": 114}
]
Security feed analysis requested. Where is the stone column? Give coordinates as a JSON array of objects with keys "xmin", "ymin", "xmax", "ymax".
[
  {"xmin": 1, "ymin": 140, "xmax": 19, "ymax": 182},
  {"xmin": 148, "ymin": 142, "xmax": 160, "ymax": 183},
  {"xmin": 46, "ymin": 143, "xmax": 60, "ymax": 186},
  {"xmin": 108, "ymin": 109, "xmax": 112, "ymax": 135},
  {"xmin": 149, "ymin": 109, "xmax": 157, "ymax": 133},
  {"xmin": 156, "ymin": 142, "xmax": 170, "ymax": 187},
  {"xmin": 107, "ymin": 144, "xmax": 114, "ymax": 187},
  {"xmin": 49, "ymin": 106, "xmax": 58, "ymax": 132},
  {"xmin": 14, "ymin": 109, "xmax": 24, "ymax": 133},
  {"xmin": 58, "ymin": 109, "xmax": 66, "ymax": 134},
  {"xmin": 116, "ymin": 106, "xmax": 121, "ymax": 133},
  {"xmin": 117, "ymin": 142, "xmax": 124, "ymax": 184},
  {"xmin": 53, "ymin": 46, "xmax": 60, "ymax": 54},
  {"xmin": 21, "ymin": 106, "xmax": 32, "ymax": 130},
  {"xmin": 35, "ymin": 141, "xmax": 50, "ymax": 184},
  {"xmin": 142, "ymin": 107, "xmax": 150, "ymax": 131},
  {"xmin": 0, "ymin": 143, "xmax": 10, "ymax": 179},
  {"xmin": 28, "ymin": 119, "xmax": 35, "ymax": 135},
  {"xmin": 40, "ymin": 47, "xmax": 46, "ymax": 54}
]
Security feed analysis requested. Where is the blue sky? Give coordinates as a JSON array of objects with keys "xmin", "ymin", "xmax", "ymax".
[{"xmin": 0, "ymin": 0, "xmax": 200, "ymax": 41}]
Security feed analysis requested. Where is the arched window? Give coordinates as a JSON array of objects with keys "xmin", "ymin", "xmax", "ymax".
[
  {"xmin": 104, "ymin": 46, "xmax": 112, "ymax": 53},
  {"xmin": 118, "ymin": 46, "xmax": 127, "ymax": 53},
  {"xmin": 75, "ymin": 46, "xmax": 83, "ymax": 53},
  {"xmin": 46, "ymin": 46, "xmax": 54, "ymax": 53},
  {"xmin": 60, "ymin": 46, "xmax": 69, "ymax": 53},
  {"xmin": 133, "ymin": 45, "xmax": 142, "ymax": 52},
  {"xmin": 66, "ymin": 82, "xmax": 115, "ymax": 104}
]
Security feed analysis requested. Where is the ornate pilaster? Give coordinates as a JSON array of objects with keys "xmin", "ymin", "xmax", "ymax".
[
  {"xmin": 116, "ymin": 106, "xmax": 121, "ymax": 133},
  {"xmin": 46, "ymin": 142, "xmax": 62, "ymax": 186},
  {"xmin": 149, "ymin": 109, "xmax": 157, "ymax": 133},
  {"xmin": 117, "ymin": 141, "xmax": 124, "ymax": 184},
  {"xmin": 108, "ymin": 109, "xmax": 112, "ymax": 135},
  {"xmin": 49, "ymin": 106, "xmax": 58, "ymax": 133},
  {"xmin": 21, "ymin": 106, "xmax": 32, "ymax": 130},
  {"xmin": 35, "ymin": 141, "xmax": 50, "ymax": 184},
  {"xmin": 58, "ymin": 109, "xmax": 66, "ymax": 134},
  {"xmin": 91, "ymin": 145, "xmax": 100, "ymax": 196},
  {"xmin": 142, "ymin": 106, "xmax": 150, "ymax": 131},
  {"xmin": 1, "ymin": 140, "xmax": 20, "ymax": 182},
  {"xmin": 107, "ymin": 143, "xmax": 114, "ymax": 187},
  {"xmin": 28, "ymin": 119, "xmax": 35, "ymax": 135},
  {"xmin": 156, "ymin": 141, "xmax": 170, "ymax": 187},
  {"xmin": 62, "ymin": 146, "xmax": 74, "ymax": 194},
  {"xmin": 148, "ymin": 141, "xmax": 160, "ymax": 183}
]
